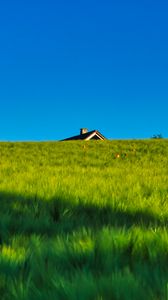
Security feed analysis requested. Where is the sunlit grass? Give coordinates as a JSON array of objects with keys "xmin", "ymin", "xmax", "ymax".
[{"xmin": 0, "ymin": 140, "xmax": 168, "ymax": 299}]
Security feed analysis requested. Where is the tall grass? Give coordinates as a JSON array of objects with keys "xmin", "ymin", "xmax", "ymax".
[{"xmin": 0, "ymin": 140, "xmax": 168, "ymax": 299}]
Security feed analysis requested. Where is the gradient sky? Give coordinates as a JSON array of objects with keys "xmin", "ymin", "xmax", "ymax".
[{"xmin": 0, "ymin": 0, "xmax": 168, "ymax": 140}]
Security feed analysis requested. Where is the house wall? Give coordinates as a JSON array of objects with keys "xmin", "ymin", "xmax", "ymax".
[{"xmin": 90, "ymin": 135, "xmax": 102, "ymax": 140}]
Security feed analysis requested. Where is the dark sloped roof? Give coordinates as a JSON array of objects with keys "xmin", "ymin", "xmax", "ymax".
[{"xmin": 62, "ymin": 130, "xmax": 106, "ymax": 141}]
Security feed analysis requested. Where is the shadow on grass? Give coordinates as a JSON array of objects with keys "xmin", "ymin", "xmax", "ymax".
[{"xmin": 0, "ymin": 191, "xmax": 167, "ymax": 240}]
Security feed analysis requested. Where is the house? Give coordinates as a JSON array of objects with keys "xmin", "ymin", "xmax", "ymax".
[{"xmin": 62, "ymin": 128, "xmax": 107, "ymax": 141}]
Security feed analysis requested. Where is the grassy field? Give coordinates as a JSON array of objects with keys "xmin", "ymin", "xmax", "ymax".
[{"xmin": 0, "ymin": 140, "xmax": 168, "ymax": 299}]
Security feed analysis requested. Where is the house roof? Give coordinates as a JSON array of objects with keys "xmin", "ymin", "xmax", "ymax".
[{"xmin": 62, "ymin": 130, "xmax": 106, "ymax": 141}]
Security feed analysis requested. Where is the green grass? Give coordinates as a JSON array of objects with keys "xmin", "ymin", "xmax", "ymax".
[{"xmin": 0, "ymin": 140, "xmax": 168, "ymax": 299}]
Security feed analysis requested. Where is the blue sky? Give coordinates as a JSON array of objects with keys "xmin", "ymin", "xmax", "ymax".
[{"xmin": 0, "ymin": 0, "xmax": 168, "ymax": 140}]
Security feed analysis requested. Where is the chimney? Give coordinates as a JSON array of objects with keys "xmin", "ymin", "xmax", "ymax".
[{"xmin": 80, "ymin": 128, "xmax": 88, "ymax": 135}]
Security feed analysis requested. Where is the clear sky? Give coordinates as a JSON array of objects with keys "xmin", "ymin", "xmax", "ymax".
[{"xmin": 0, "ymin": 0, "xmax": 168, "ymax": 140}]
